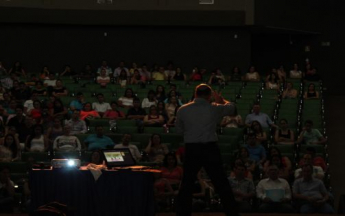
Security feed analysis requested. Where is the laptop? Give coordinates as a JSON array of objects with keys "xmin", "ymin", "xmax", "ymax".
[{"xmin": 101, "ymin": 148, "xmax": 136, "ymax": 169}]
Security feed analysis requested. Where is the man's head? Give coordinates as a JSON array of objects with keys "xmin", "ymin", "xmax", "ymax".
[
  {"xmin": 267, "ymin": 164, "xmax": 279, "ymax": 180},
  {"xmin": 246, "ymin": 131, "xmax": 257, "ymax": 146},
  {"xmin": 122, "ymin": 133, "xmax": 131, "ymax": 146},
  {"xmin": 195, "ymin": 84, "xmax": 212, "ymax": 100},
  {"xmin": 301, "ymin": 163, "xmax": 313, "ymax": 179},
  {"xmin": 94, "ymin": 126, "xmax": 103, "ymax": 137},
  {"xmin": 302, "ymin": 153, "xmax": 312, "ymax": 165},
  {"xmin": 63, "ymin": 125, "xmax": 71, "ymax": 135},
  {"xmin": 133, "ymin": 98, "xmax": 140, "ymax": 108},
  {"xmin": 76, "ymin": 92, "xmax": 83, "ymax": 101},
  {"xmin": 72, "ymin": 110, "xmax": 80, "ymax": 120},
  {"xmin": 234, "ymin": 164, "xmax": 246, "ymax": 179},
  {"xmin": 304, "ymin": 120, "xmax": 313, "ymax": 132},
  {"xmin": 15, "ymin": 105, "xmax": 24, "ymax": 117},
  {"xmin": 97, "ymin": 93, "xmax": 104, "ymax": 103},
  {"xmin": 252, "ymin": 103, "xmax": 260, "ymax": 114}
]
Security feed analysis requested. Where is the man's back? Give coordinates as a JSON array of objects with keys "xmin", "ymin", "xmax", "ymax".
[{"xmin": 176, "ymin": 98, "xmax": 233, "ymax": 143}]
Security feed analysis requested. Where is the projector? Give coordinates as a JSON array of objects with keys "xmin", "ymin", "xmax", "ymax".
[{"xmin": 51, "ymin": 159, "xmax": 81, "ymax": 169}]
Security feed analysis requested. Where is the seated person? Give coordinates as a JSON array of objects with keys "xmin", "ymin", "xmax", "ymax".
[
  {"xmin": 152, "ymin": 67, "xmax": 166, "ymax": 81},
  {"xmin": 274, "ymin": 119, "xmax": 295, "ymax": 144},
  {"xmin": 143, "ymin": 105, "xmax": 164, "ymax": 127},
  {"xmin": 250, "ymin": 121, "xmax": 267, "ymax": 146},
  {"xmin": 265, "ymin": 73, "xmax": 280, "ymax": 90},
  {"xmin": 172, "ymin": 67, "xmax": 186, "ymax": 81},
  {"xmin": 164, "ymin": 96, "xmax": 180, "ymax": 119},
  {"xmin": 282, "ymin": 82, "xmax": 298, "ymax": 99},
  {"xmin": 264, "ymin": 146, "xmax": 292, "ymax": 171},
  {"xmin": 117, "ymin": 88, "xmax": 135, "ymax": 108},
  {"xmin": 245, "ymin": 103, "xmax": 278, "ymax": 128},
  {"xmin": 293, "ymin": 164, "xmax": 334, "ymax": 214},
  {"xmin": 235, "ymin": 148, "xmax": 256, "ymax": 177},
  {"xmin": 32, "ymin": 81, "xmax": 47, "ymax": 96},
  {"xmin": 97, "ymin": 68, "xmax": 110, "ymax": 87},
  {"xmin": 0, "ymin": 134, "xmax": 20, "ymax": 162},
  {"xmin": 25, "ymin": 124, "xmax": 48, "ymax": 152},
  {"xmin": 141, "ymin": 90, "xmax": 158, "ymax": 109},
  {"xmin": 294, "ymin": 154, "xmax": 324, "ymax": 180},
  {"xmin": 220, "ymin": 108, "xmax": 243, "ymax": 128},
  {"xmin": 228, "ymin": 66, "xmax": 242, "ymax": 82},
  {"xmin": 256, "ymin": 165, "xmax": 294, "ymax": 213},
  {"xmin": 155, "ymin": 153, "xmax": 183, "ymax": 196},
  {"xmin": 64, "ymin": 110, "xmax": 87, "ymax": 135},
  {"xmin": 92, "ymin": 93, "xmax": 111, "ymax": 117},
  {"xmin": 0, "ymin": 167, "xmax": 15, "ymax": 213},
  {"xmin": 117, "ymin": 69, "xmax": 129, "ymax": 87},
  {"xmin": 126, "ymin": 98, "xmax": 146, "ymax": 127},
  {"xmin": 297, "ymin": 120, "xmax": 327, "ymax": 145},
  {"xmin": 51, "ymin": 79, "xmax": 68, "ymax": 97},
  {"xmin": 80, "ymin": 103, "xmax": 100, "ymax": 121},
  {"xmin": 130, "ymin": 69, "xmax": 145, "ymax": 85},
  {"xmin": 53, "ymin": 125, "xmax": 82, "ymax": 152},
  {"xmin": 84, "ymin": 126, "xmax": 114, "ymax": 151},
  {"xmin": 103, "ymin": 101, "xmax": 125, "ymax": 120},
  {"xmin": 298, "ymin": 146, "xmax": 326, "ymax": 171},
  {"xmin": 289, "ymin": 63, "xmax": 302, "ymax": 79},
  {"xmin": 144, "ymin": 134, "xmax": 169, "ymax": 163},
  {"xmin": 45, "ymin": 118, "xmax": 64, "ymax": 151},
  {"xmin": 69, "ymin": 92, "xmax": 84, "ymax": 112},
  {"xmin": 207, "ymin": 69, "xmax": 225, "ymax": 86},
  {"xmin": 245, "ymin": 132, "xmax": 266, "ymax": 168},
  {"xmin": 262, "ymin": 154, "xmax": 291, "ymax": 181},
  {"xmin": 303, "ymin": 83, "xmax": 319, "ymax": 99},
  {"xmin": 228, "ymin": 164, "xmax": 255, "ymax": 213},
  {"xmin": 48, "ymin": 99, "xmax": 68, "ymax": 120},
  {"xmin": 244, "ymin": 66, "xmax": 260, "ymax": 82},
  {"xmin": 114, "ymin": 134, "xmax": 141, "ymax": 162}
]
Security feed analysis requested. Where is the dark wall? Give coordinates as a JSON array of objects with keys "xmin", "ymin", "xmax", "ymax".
[{"xmin": 0, "ymin": 24, "xmax": 251, "ymax": 75}]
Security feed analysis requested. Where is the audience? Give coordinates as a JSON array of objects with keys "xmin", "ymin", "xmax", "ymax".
[
  {"xmin": 145, "ymin": 133, "xmax": 169, "ymax": 163},
  {"xmin": 96, "ymin": 68, "xmax": 110, "ymax": 87},
  {"xmin": 228, "ymin": 66, "xmax": 242, "ymax": 82},
  {"xmin": 53, "ymin": 125, "xmax": 81, "ymax": 152},
  {"xmin": 297, "ymin": 120, "xmax": 327, "ymax": 145},
  {"xmin": 256, "ymin": 164, "xmax": 294, "ymax": 213},
  {"xmin": 143, "ymin": 105, "xmax": 165, "ymax": 127},
  {"xmin": 103, "ymin": 101, "xmax": 125, "ymax": 120},
  {"xmin": 304, "ymin": 83, "xmax": 319, "ymax": 99},
  {"xmin": 294, "ymin": 153, "xmax": 324, "ymax": 180},
  {"xmin": 84, "ymin": 126, "xmax": 114, "ymax": 151},
  {"xmin": 114, "ymin": 134, "xmax": 141, "ymax": 162},
  {"xmin": 64, "ymin": 110, "xmax": 87, "ymax": 135},
  {"xmin": 118, "ymin": 88, "xmax": 135, "ymax": 108},
  {"xmin": 293, "ymin": 164, "xmax": 334, "ymax": 214},
  {"xmin": 80, "ymin": 102, "xmax": 100, "ymax": 121},
  {"xmin": 97, "ymin": 60, "xmax": 112, "ymax": 76},
  {"xmin": 290, "ymin": 63, "xmax": 302, "ymax": 79},
  {"xmin": 69, "ymin": 92, "xmax": 84, "ymax": 111},
  {"xmin": 92, "ymin": 93, "xmax": 111, "ymax": 117},
  {"xmin": 142, "ymin": 90, "xmax": 158, "ymax": 109},
  {"xmin": 244, "ymin": 66, "xmax": 260, "ymax": 82},
  {"xmin": 282, "ymin": 82, "xmax": 298, "ymax": 99},
  {"xmin": 0, "ymin": 134, "xmax": 20, "ymax": 162},
  {"xmin": 0, "ymin": 166, "xmax": 15, "ymax": 213},
  {"xmin": 25, "ymin": 124, "xmax": 48, "ymax": 152},
  {"xmin": 274, "ymin": 119, "xmax": 295, "ymax": 144},
  {"xmin": 245, "ymin": 103, "xmax": 277, "ymax": 128},
  {"xmin": 51, "ymin": 79, "xmax": 68, "ymax": 97},
  {"xmin": 298, "ymin": 146, "xmax": 327, "ymax": 171},
  {"xmin": 228, "ymin": 164, "xmax": 255, "ymax": 213}
]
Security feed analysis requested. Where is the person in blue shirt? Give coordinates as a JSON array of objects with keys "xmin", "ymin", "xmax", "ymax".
[
  {"xmin": 84, "ymin": 126, "xmax": 114, "ymax": 151},
  {"xmin": 69, "ymin": 92, "xmax": 84, "ymax": 112}
]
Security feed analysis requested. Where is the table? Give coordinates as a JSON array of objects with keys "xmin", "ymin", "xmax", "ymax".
[{"xmin": 30, "ymin": 169, "xmax": 155, "ymax": 216}]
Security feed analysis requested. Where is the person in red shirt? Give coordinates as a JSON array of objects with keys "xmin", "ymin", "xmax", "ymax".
[
  {"xmin": 298, "ymin": 146, "xmax": 327, "ymax": 171},
  {"xmin": 103, "ymin": 102, "xmax": 125, "ymax": 120}
]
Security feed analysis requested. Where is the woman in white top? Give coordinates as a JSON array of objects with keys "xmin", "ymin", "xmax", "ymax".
[
  {"xmin": 265, "ymin": 73, "xmax": 280, "ymax": 90},
  {"xmin": 289, "ymin": 63, "xmax": 302, "ymax": 79},
  {"xmin": 118, "ymin": 88, "xmax": 135, "ymax": 108},
  {"xmin": 277, "ymin": 65, "xmax": 287, "ymax": 83},
  {"xmin": 282, "ymin": 82, "xmax": 298, "ymax": 99},
  {"xmin": 245, "ymin": 66, "xmax": 260, "ymax": 82},
  {"xmin": 142, "ymin": 90, "xmax": 157, "ymax": 109},
  {"xmin": 97, "ymin": 68, "xmax": 110, "ymax": 87},
  {"xmin": 25, "ymin": 124, "xmax": 48, "ymax": 152}
]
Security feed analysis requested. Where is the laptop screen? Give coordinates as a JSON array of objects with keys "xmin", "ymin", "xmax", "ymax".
[{"xmin": 102, "ymin": 148, "xmax": 136, "ymax": 168}]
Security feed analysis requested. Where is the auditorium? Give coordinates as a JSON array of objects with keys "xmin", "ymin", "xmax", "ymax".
[{"xmin": 0, "ymin": 0, "xmax": 344, "ymax": 215}]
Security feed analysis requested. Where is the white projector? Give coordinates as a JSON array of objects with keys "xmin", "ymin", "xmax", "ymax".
[{"xmin": 51, "ymin": 159, "xmax": 81, "ymax": 169}]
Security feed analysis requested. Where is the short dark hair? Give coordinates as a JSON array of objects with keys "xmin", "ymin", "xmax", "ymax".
[
  {"xmin": 305, "ymin": 120, "xmax": 313, "ymax": 125},
  {"xmin": 96, "ymin": 93, "xmax": 104, "ymax": 97},
  {"xmin": 195, "ymin": 84, "xmax": 212, "ymax": 97},
  {"xmin": 302, "ymin": 163, "xmax": 314, "ymax": 173}
]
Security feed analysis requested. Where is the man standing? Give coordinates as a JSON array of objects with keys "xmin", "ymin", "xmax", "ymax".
[{"xmin": 175, "ymin": 84, "xmax": 238, "ymax": 216}]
